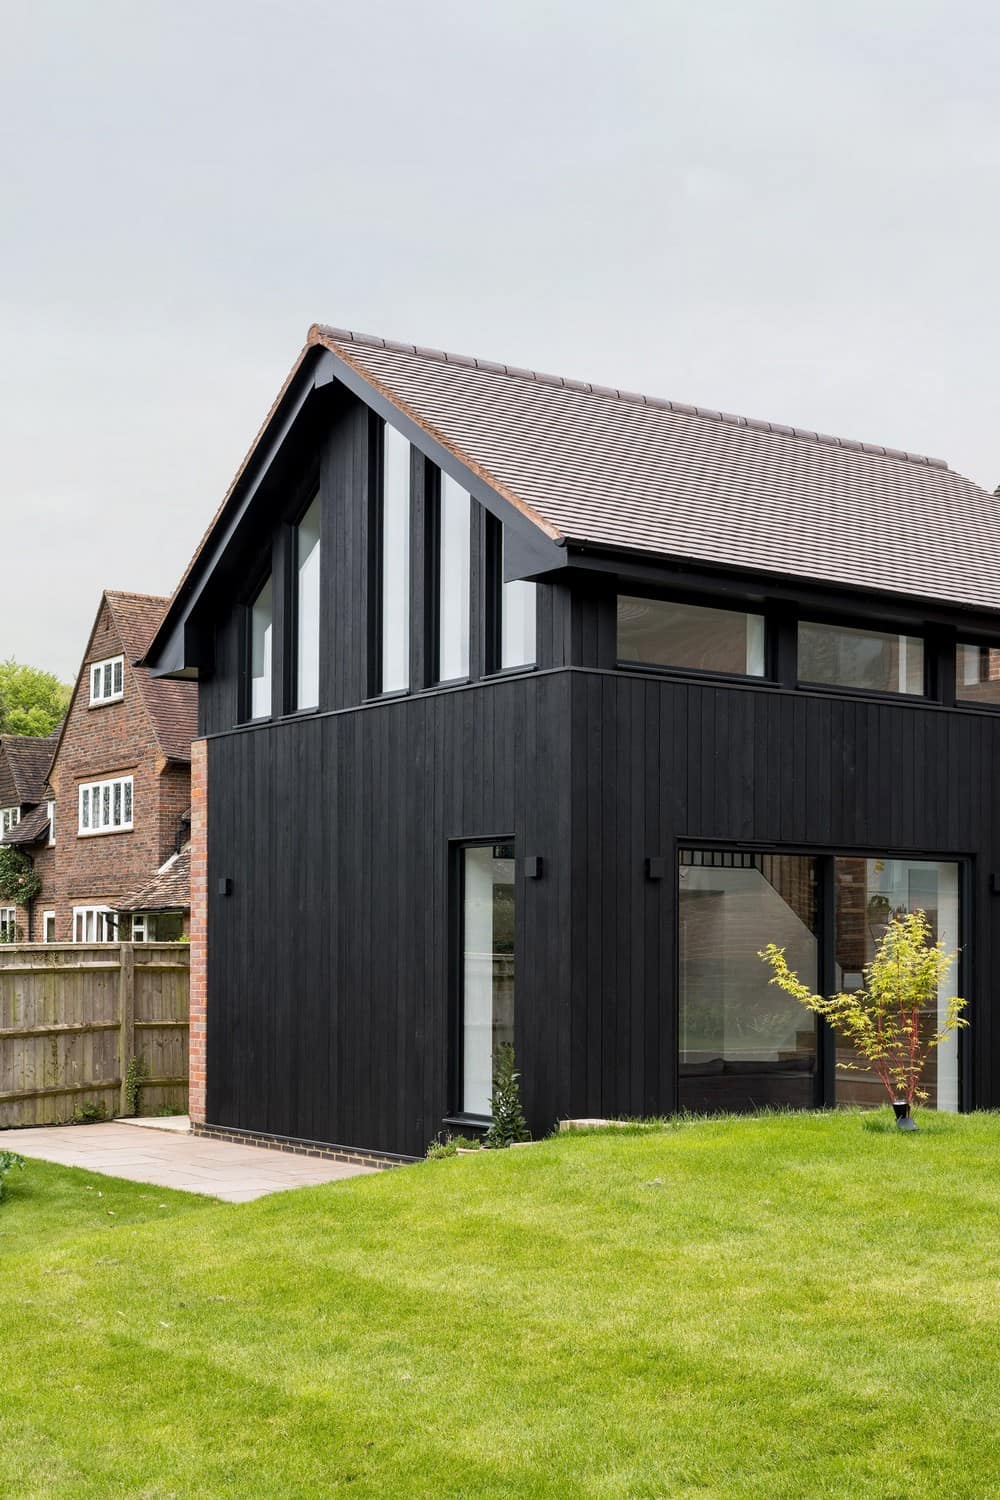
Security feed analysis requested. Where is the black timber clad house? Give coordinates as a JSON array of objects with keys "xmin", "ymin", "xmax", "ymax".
[{"xmin": 145, "ymin": 324, "xmax": 1000, "ymax": 1158}]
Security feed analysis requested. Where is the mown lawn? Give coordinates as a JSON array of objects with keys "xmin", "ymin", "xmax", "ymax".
[{"xmin": 2, "ymin": 1111, "xmax": 999, "ymax": 1499}]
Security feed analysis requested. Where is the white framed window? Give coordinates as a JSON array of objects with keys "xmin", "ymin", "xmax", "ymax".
[
  {"xmin": 89, "ymin": 655, "xmax": 125, "ymax": 705},
  {"xmin": 47, "ymin": 800, "xmax": 55, "ymax": 846},
  {"xmin": 132, "ymin": 914, "xmax": 147, "ymax": 942},
  {"xmin": 0, "ymin": 907, "xmax": 17, "ymax": 943},
  {"xmin": 78, "ymin": 776, "xmax": 134, "ymax": 835},
  {"xmin": 42, "ymin": 911, "xmax": 56, "ymax": 943},
  {"xmin": 1, "ymin": 806, "xmax": 20, "ymax": 835},
  {"xmin": 72, "ymin": 906, "xmax": 118, "ymax": 943}
]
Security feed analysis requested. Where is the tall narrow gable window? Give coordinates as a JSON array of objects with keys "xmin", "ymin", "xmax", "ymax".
[
  {"xmin": 90, "ymin": 655, "xmax": 124, "ymax": 705},
  {"xmin": 249, "ymin": 575, "xmax": 274, "ymax": 719},
  {"xmin": 295, "ymin": 495, "xmax": 321, "ymax": 710},
  {"xmin": 438, "ymin": 474, "xmax": 470, "ymax": 683},
  {"xmin": 379, "ymin": 423, "xmax": 411, "ymax": 693},
  {"xmin": 78, "ymin": 775, "xmax": 133, "ymax": 835},
  {"xmin": 499, "ymin": 526, "xmax": 536, "ymax": 670}
]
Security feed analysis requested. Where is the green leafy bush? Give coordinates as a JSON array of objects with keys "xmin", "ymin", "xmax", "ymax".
[
  {"xmin": 0, "ymin": 1151, "xmax": 25, "ymax": 1203},
  {"xmin": 760, "ymin": 909, "xmax": 967, "ymax": 1108},
  {"xmin": 0, "ymin": 846, "xmax": 41, "ymax": 908},
  {"xmin": 485, "ymin": 1043, "xmax": 530, "ymax": 1148}
]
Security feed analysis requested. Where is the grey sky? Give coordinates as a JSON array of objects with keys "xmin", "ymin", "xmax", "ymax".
[{"xmin": 2, "ymin": 0, "xmax": 998, "ymax": 680}]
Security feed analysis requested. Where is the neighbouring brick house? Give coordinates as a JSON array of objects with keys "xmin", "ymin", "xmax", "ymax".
[
  {"xmin": 26, "ymin": 590, "xmax": 198, "ymax": 943},
  {"xmin": 0, "ymin": 731, "xmax": 59, "ymax": 941}
]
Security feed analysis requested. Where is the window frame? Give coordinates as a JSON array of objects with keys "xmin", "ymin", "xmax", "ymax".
[
  {"xmin": 432, "ymin": 468, "xmax": 473, "ymax": 687},
  {"xmin": 47, "ymin": 800, "xmax": 55, "ymax": 847},
  {"xmin": 675, "ymin": 839, "xmax": 972, "ymax": 1113},
  {"xmin": 795, "ymin": 616, "xmax": 928, "ymax": 699},
  {"xmin": 242, "ymin": 564, "xmax": 275, "ymax": 724},
  {"xmin": 290, "ymin": 489, "xmax": 322, "ymax": 714},
  {"xmin": 369, "ymin": 418, "xmax": 413, "ymax": 698},
  {"xmin": 0, "ymin": 907, "xmax": 17, "ymax": 943},
  {"xmin": 954, "ymin": 639, "xmax": 1000, "ymax": 712},
  {"xmin": 42, "ymin": 911, "xmax": 56, "ymax": 943},
  {"xmin": 77, "ymin": 775, "xmax": 134, "ymax": 837},
  {"xmin": 484, "ymin": 515, "xmax": 539, "ymax": 677},
  {"xmin": 1, "ymin": 806, "xmax": 20, "ymax": 836},
  {"xmin": 449, "ymin": 836, "xmax": 517, "ymax": 1125},
  {"xmin": 615, "ymin": 590, "xmax": 772, "ymax": 684},
  {"xmin": 72, "ymin": 905, "xmax": 118, "ymax": 943},
  {"xmin": 89, "ymin": 654, "xmax": 125, "ymax": 706}
]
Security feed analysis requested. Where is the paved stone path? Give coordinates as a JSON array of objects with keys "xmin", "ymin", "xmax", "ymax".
[{"xmin": 7, "ymin": 1119, "xmax": 375, "ymax": 1202}]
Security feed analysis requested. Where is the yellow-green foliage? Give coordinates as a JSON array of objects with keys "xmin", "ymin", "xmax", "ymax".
[{"xmin": 760, "ymin": 910, "xmax": 967, "ymax": 1107}]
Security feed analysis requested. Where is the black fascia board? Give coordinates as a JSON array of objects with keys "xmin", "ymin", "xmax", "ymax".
[
  {"xmin": 561, "ymin": 539, "xmax": 1000, "ymax": 639},
  {"xmin": 144, "ymin": 348, "xmax": 331, "ymax": 678}
]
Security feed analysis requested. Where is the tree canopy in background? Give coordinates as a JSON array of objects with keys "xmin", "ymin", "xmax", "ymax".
[{"xmin": 0, "ymin": 660, "xmax": 71, "ymax": 737}]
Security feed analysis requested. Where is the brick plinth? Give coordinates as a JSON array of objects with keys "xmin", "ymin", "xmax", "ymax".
[
  {"xmin": 190, "ymin": 1120, "xmax": 416, "ymax": 1170},
  {"xmin": 188, "ymin": 737, "xmax": 208, "ymax": 1124}
]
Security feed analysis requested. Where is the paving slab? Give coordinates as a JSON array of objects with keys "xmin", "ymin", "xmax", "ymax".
[{"xmin": 4, "ymin": 1122, "xmax": 377, "ymax": 1202}]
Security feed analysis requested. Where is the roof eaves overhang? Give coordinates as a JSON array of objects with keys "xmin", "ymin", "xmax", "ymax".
[{"xmin": 561, "ymin": 537, "xmax": 1000, "ymax": 635}]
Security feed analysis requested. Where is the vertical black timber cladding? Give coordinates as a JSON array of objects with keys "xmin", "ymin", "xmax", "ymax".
[{"xmin": 205, "ymin": 676, "xmax": 575, "ymax": 1157}]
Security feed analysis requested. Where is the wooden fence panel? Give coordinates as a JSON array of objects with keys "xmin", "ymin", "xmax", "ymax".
[{"xmin": 0, "ymin": 944, "xmax": 189, "ymax": 1128}]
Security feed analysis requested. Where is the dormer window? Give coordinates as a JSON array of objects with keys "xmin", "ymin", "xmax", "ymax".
[
  {"xmin": 90, "ymin": 655, "xmax": 124, "ymax": 705},
  {"xmin": 1, "ymin": 807, "xmax": 19, "ymax": 835}
]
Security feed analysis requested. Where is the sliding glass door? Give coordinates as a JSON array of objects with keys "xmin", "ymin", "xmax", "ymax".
[
  {"xmin": 679, "ymin": 848, "xmax": 963, "ymax": 1114},
  {"xmin": 833, "ymin": 857, "xmax": 959, "ymax": 1111},
  {"xmin": 678, "ymin": 851, "xmax": 819, "ymax": 1112}
]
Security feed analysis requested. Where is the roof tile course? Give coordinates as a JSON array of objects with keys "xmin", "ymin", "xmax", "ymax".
[{"xmin": 307, "ymin": 324, "xmax": 999, "ymax": 613}]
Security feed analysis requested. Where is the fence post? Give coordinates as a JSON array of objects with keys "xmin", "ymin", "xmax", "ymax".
[{"xmin": 118, "ymin": 943, "xmax": 135, "ymax": 1116}]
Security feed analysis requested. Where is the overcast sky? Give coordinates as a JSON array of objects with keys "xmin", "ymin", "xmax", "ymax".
[{"xmin": 2, "ymin": 0, "xmax": 998, "ymax": 679}]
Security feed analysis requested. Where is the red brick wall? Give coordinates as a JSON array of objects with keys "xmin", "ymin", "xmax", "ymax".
[
  {"xmin": 44, "ymin": 600, "xmax": 191, "ymax": 940},
  {"xmin": 189, "ymin": 738, "xmax": 207, "ymax": 1123}
]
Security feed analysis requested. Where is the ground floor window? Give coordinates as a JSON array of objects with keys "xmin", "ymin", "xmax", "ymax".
[
  {"xmin": 459, "ymin": 842, "xmax": 515, "ymax": 1117},
  {"xmin": 678, "ymin": 848, "xmax": 962, "ymax": 1114},
  {"xmin": 42, "ymin": 911, "xmax": 56, "ymax": 943},
  {"xmin": 0, "ymin": 907, "xmax": 17, "ymax": 943},
  {"xmin": 73, "ymin": 906, "xmax": 118, "ymax": 943},
  {"xmin": 131, "ymin": 912, "xmax": 185, "ymax": 943}
]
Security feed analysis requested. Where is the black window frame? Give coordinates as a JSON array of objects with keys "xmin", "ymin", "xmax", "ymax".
[
  {"xmin": 614, "ymin": 588, "xmax": 774, "ymax": 685},
  {"xmin": 286, "ymin": 480, "xmax": 323, "ymax": 717},
  {"xmin": 429, "ymin": 466, "xmax": 474, "ymax": 688},
  {"xmin": 675, "ymin": 838, "xmax": 972, "ymax": 1114},
  {"xmin": 447, "ymin": 835, "xmax": 517, "ymax": 1126},
  {"xmin": 795, "ymin": 614, "xmax": 930, "ymax": 701}
]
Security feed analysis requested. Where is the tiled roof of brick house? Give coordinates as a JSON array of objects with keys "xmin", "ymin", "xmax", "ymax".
[
  {"xmin": 0, "ymin": 731, "xmax": 58, "ymax": 804},
  {"xmin": 3, "ymin": 802, "xmax": 50, "ymax": 846},
  {"xmin": 116, "ymin": 845, "xmax": 190, "ymax": 913},
  {"xmin": 104, "ymin": 592, "xmax": 198, "ymax": 761}
]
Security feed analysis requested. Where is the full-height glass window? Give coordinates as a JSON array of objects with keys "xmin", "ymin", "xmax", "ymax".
[
  {"xmin": 618, "ymin": 597, "xmax": 766, "ymax": 676},
  {"xmin": 798, "ymin": 621, "xmax": 924, "ymax": 695},
  {"xmin": 438, "ymin": 475, "xmax": 470, "ymax": 682},
  {"xmin": 460, "ymin": 842, "xmax": 515, "ymax": 1116},
  {"xmin": 500, "ymin": 527, "xmax": 536, "ymax": 670},
  {"xmin": 381, "ymin": 424, "xmax": 411, "ymax": 693},
  {"xmin": 833, "ymin": 857, "xmax": 960, "ymax": 1111},
  {"xmin": 250, "ymin": 575, "xmax": 273, "ymax": 719},
  {"xmin": 956, "ymin": 643, "xmax": 1000, "ymax": 707},
  {"xmin": 295, "ymin": 495, "xmax": 321, "ymax": 710},
  {"xmin": 678, "ymin": 851, "xmax": 818, "ymax": 1113}
]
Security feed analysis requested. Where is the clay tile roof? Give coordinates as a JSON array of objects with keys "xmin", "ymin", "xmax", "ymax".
[
  {"xmin": 104, "ymin": 593, "xmax": 198, "ymax": 761},
  {"xmin": 2, "ymin": 802, "xmax": 50, "ymax": 846},
  {"xmin": 0, "ymin": 732, "xmax": 58, "ymax": 803},
  {"xmin": 303, "ymin": 324, "xmax": 1000, "ymax": 615},
  {"xmin": 115, "ymin": 846, "xmax": 191, "ymax": 913}
]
